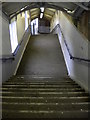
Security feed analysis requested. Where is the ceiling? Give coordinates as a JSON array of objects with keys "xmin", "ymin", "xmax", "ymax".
[
  {"xmin": 30, "ymin": 8, "xmax": 40, "ymax": 20},
  {"xmin": 2, "ymin": 2, "xmax": 90, "ymax": 21}
]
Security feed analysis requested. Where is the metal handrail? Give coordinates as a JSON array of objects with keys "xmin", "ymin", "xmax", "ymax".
[
  {"xmin": 0, "ymin": 26, "xmax": 31, "ymax": 62},
  {"xmin": 0, "ymin": 55, "xmax": 15, "ymax": 62},
  {"xmin": 13, "ymin": 26, "xmax": 31, "ymax": 56},
  {"xmin": 52, "ymin": 24, "xmax": 90, "ymax": 62}
]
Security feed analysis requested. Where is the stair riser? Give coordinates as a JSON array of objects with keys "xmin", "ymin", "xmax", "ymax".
[
  {"xmin": 2, "ymin": 98, "xmax": 90, "ymax": 103},
  {"xmin": 2, "ymin": 76, "xmax": 90, "ymax": 119},
  {"xmin": 2, "ymin": 86, "xmax": 80, "ymax": 89},
  {"xmin": 1, "ymin": 89, "xmax": 84, "ymax": 92},
  {"xmin": 2, "ymin": 93, "xmax": 88, "ymax": 97},
  {"xmin": 2, "ymin": 104, "xmax": 89, "ymax": 111},
  {"xmin": 6, "ymin": 79, "xmax": 75, "ymax": 83},
  {"xmin": 3, "ymin": 83, "xmax": 77, "ymax": 85},
  {"xmin": 2, "ymin": 111, "xmax": 89, "ymax": 118}
]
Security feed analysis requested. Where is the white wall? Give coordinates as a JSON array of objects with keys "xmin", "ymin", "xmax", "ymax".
[
  {"xmin": 51, "ymin": 11, "xmax": 90, "ymax": 92},
  {"xmin": 2, "ymin": 15, "xmax": 12, "ymax": 55},
  {"xmin": 17, "ymin": 13, "xmax": 25, "ymax": 43},
  {"xmin": 0, "ymin": 11, "xmax": 31, "ymax": 84},
  {"xmin": 1, "ymin": 14, "xmax": 12, "ymax": 85},
  {"xmin": 2, "ymin": 27, "xmax": 31, "ymax": 83},
  {"xmin": 17, "ymin": 11, "xmax": 30, "ymax": 43},
  {"xmin": 0, "ymin": 10, "xmax": 2, "ymax": 87}
]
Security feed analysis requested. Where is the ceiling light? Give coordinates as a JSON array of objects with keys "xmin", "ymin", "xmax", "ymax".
[
  {"xmin": 24, "ymin": 6, "xmax": 28, "ymax": 9},
  {"xmin": 40, "ymin": 13, "xmax": 43, "ymax": 19},
  {"xmin": 67, "ymin": 10, "xmax": 75, "ymax": 13},
  {"xmin": 64, "ymin": 8, "xmax": 68, "ymax": 11},
  {"xmin": 64, "ymin": 8, "xmax": 74, "ymax": 14},
  {"xmin": 40, "ymin": 7, "xmax": 44, "ymax": 12},
  {"xmin": 21, "ymin": 7, "xmax": 24, "ymax": 11}
]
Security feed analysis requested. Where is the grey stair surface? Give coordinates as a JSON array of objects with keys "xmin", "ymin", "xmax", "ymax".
[
  {"xmin": 16, "ymin": 34, "xmax": 68, "ymax": 77},
  {"xmin": 2, "ymin": 34, "xmax": 90, "ymax": 119},
  {"xmin": 2, "ymin": 76, "xmax": 90, "ymax": 119}
]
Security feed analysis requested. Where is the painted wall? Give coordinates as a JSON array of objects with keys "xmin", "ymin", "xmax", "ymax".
[
  {"xmin": 2, "ymin": 27, "xmax": 31, "ymax": 82},
  {"xmin": 2, "ymin": 15, "xmax": 12, "ymax": 55},
  {"xmin": 17, "ymin": 13, "xmax": 25, "ymax": 43},
  {"xmin": 0, "ymin": 11, "xmax": 31, "ymax": 84},
  {"xmin": 51, "ymin": 11, "xmax": 90, "ymax": 92},
  {"xmin": 0, "ymin": 10, "xmax": 2, "ymax": 87},
  {"xmin": 64, "ymin": 11, "xmax": 89, "ymax": 40}
]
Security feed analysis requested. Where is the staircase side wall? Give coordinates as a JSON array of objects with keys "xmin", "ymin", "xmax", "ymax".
[
  {"xmin": 51, "ymin": 11, "xmax": 90, "ymax": 92},
  {"xmin": 1, "ymin": 13, "xmax": 31, "ymax": 84}
]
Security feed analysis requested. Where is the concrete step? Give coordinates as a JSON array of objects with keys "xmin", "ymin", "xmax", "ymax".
[
  {"xmin": 2, "ymin": 84, "xmax": 80, "ymax": 89},
  {"xmin": 10, "ymin": 75, "xmax": 71, "ymax": 80},
  {"xmin": 3, "ymin": 82, "xmax": 77, "ymax": 85},
  {"xmin": 1, "ymin": 91, "xmax": 89, "ymax": 97},
  {"xmin": 6, "ymin": 79, "xmax": 75, "ymax": 83},
  {"xmin": 2, "ymin": 102, "xmax": 89, "ymax": 111},
  {"xmin": 2, "ymin": 96, "xmax": 90, "ymax": 103},
  {"xmin": 7, "ymin": 76, "xmax": 74, "ymax": 82},
  {"xmin": 1, "ymin": 87, "xmax": 85, "ymax": 92},
  {"xmin": 2, "ymin": 110, "xmax": 89, "ymax": 118},
  {"xmin": 2, "ymin": 76, "xmax": 90, "ymax": 119}
]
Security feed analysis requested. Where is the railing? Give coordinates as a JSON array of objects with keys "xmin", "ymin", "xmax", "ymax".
[
  {"xmin": 1, "ymin": 24, "xmax": 90, "ymax": 63},
  {"xmin": 0, "ymin": 55, "xmax": 15, "ymax": 62},
  {"xmin": 13, "ymin": 26, "xmax": 30, "ymax": 56},
  {"xmin": 0, "ymin": 26, "xmax": 31, "ymax": 62},
  {"xmin": 51, "ymin": 24, "xmax": 90, "ymax": 63}
]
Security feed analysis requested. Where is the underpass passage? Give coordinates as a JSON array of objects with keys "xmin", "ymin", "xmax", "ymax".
[{"xmin": 17, "ymin": 34, "xmax": 67, "ymax": 77}]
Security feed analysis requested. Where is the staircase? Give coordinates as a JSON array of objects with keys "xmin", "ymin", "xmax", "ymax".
[{"xmin": 2, "ymin": 75, "xmax": 90, "ymax": 119}]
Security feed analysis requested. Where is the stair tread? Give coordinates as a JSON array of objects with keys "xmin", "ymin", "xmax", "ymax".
[
  {"xmin": 2, "ymin": 77, "xmax": 90, "ymax": 118},
  {"xmin": 2, "ymin": 110, "xmax": 89, "ymax": 118}
]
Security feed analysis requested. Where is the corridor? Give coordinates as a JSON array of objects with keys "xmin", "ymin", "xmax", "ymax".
[{"xmin": 0, "ymin": 1, "xmax": 90, "ymax": 120}]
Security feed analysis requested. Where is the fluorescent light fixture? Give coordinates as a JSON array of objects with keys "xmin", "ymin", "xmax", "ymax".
[
  {"xmin": 64, "ymin": 8, "xmax": 74, "ymax": 14},
  {"xmin": 21, "ymin": 6, "xmax": 28, "ymax": 11},
  {"xmin": 40, "ymin": 7, "xmax": 44, "ymax": 12},
  {"xmin": 64, "ymin": 8, "xmax": 68, "ymax": 11},
  {"xmin": 40, "ymin": 13, "xmax": 43, "ymax": 18},
  {"xmin": 67, "ymin": 10, "xmax": 75, "ymax": 13},
  {"xmin": 24, "ymin": 6, "xmax": 28, "ymax": 9},
  {"xmin": 21, "ymin": 7, "xmax": 24, "ymax": 11}
]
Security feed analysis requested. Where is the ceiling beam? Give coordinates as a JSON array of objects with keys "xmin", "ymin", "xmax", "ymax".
[
  {"xmin": 31, "ymin": 16, "xmax": 39, "ymax": 21},
  {"xmin": 2, "ymin": 10, "xmax": 10, "ymax": 20},
  {"xmin": 0, "ymin": 2, "xmax": 10, "ymax": 20},
  {"xmin": 3, "ymin": 2, "xmax": 79, "ymax": 21},
  {"xmin": 73, "ymin": 6, "xmax": 84, "ymax": 20},
  {"xmin": 9, "ymin": 3, "xmax": 38, "ymax": 20},
  {"xmin": 44, "ymin": 14, "xmax": 52, "ymax": 18},
  {"xmin": 73, "ymin": 2, "xmax": 90, "ymax": 19},
  {"xmin": 31, "ymin": 11, "xmax": 39, "ymax": 16},
  {"xmin": 74, "ymin": 2, "xmax": 90, "ymax": 11},
  {"xmin": 44, "ymin": 3, "xmax": 75, "ymax": 18},
  {"xmin": 31, "ymin": 13, "xmax": 39, "ymax": 18}
]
